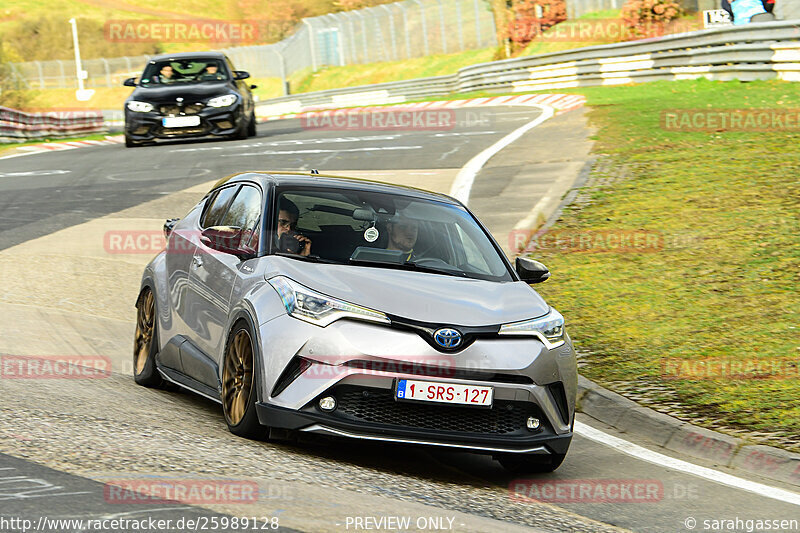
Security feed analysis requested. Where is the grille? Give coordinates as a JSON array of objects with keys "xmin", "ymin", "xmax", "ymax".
[
  {"xmin": 157, "ymin": 126, "xmax": 205, "ymax": 136},
  {"xmin": 332, "ymin": 386, "xmax": 531, "ymax": 435},
  {"xmin": 159, "ymin": 103, "xmax": 203, "ymax": 116},
  {"xmin": 344, "ymin": 360, "xmax": 533, "ymax": 384}
]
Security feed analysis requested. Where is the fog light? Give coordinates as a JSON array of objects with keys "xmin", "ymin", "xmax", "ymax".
[
  {"xmin": 526, "ymin": 416, "xmax": 541, "ymax": 430},
  {"xmin": 319, "ymin": 396, "xmax": 337, "ymax": 411}
]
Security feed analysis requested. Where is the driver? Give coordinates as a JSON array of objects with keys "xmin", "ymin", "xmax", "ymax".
[
  {"xmin": 386, "ymin": 216, "xmax": 419, "ymax": 261},
  {"xmin": 275, "ymin": 198, "xmax": 311, "ymax": 256},
  {"xmin": 158, "ymin": 64, "xmax": 176, "ymax": 84},
  {"xmin": 198, "ymin": 64, "xmax": 224, "ymax": 81}
]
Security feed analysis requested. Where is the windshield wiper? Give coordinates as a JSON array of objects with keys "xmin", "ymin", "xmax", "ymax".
[
  {"xmin": 349, "ymin": 258, "xmax": 467, "ymax": 278},
  {"xmin": 273, "ymin": 253, "xmax": 340, "ymax": 264}
]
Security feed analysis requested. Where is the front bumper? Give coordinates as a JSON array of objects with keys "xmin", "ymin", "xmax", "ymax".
[
  {"xmin": 256, "ymin": 396, "xmax": 573, "ymax": 455},
  {"xmin": 124, "ymin": 103, "xmax": 243, "ymax": 141},
  {"xmin": 256, "ymin": 315, "xmax": 578, "ymax": 455}
]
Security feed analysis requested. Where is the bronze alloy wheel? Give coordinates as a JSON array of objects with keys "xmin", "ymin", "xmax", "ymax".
[
  {"xmin": 222, "ymin": 329, "xmax": 255, "ymax": 426},
  {"xmin": 134, "ymin": 290, "xmax": 155, "ymax": 376}
]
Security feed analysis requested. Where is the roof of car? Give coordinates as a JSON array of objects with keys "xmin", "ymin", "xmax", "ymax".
[
  {"xmin": 209, "ymin": 171, "xmax": 461, "ymax": 205},
  {"xmin": 149, "ymin": 51, "xmax": 226, "ymax": 62}
]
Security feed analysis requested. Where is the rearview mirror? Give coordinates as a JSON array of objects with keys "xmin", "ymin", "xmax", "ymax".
[
  {"xmin": 352, "ymin": 208, "xmax": 376, "ymax": 221},
  {"xmin": 233, "ymin": 70, "xmax": 250, "ymax": 80},
  {"xmin": 516, "ymin": 257, "xmax": 550, "ymax": 284},
  {"xmin": 123, "ymin": 77, "xmax": 137, "ymax": 87}
]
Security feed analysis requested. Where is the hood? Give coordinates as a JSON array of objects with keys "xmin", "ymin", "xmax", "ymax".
[
  {"xmin": 128, "ymin": 83, "xmax": 236, "ymax": 104},
  {"xmin": 266, "ymin": 257, "xmax": 549, "ymax": 327}
]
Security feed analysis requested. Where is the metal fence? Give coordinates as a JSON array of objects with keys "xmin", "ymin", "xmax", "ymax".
[
  {"xmin": 253, "ymin": 20, "xmax": 800, "ymax": 117},
  {"xmin": 10, "ymin": 0, "xmax": 497, "ymax": 91}
]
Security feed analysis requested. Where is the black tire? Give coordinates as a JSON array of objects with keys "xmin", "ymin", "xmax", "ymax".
[
  {"xmin": 125, "ymin": 134, "xmax": 138, "ymax": 148},
  {"xmin": 498, "ymin": 452, "xmax": 567, "ymax": 474},
  {"xmin": 221, "ymin": 320, "xmax": 267, "ymax": 439},
  {"xmin": 133, "ymin": 287, "xmax": 164, "ymax": 388},
  {"xmin": 231, "ymin": 114, "xmax": 248, "ymax": 140},
  {"xmin": 247, "ymin": 111, "xmax": 257, "ymax": 137}
]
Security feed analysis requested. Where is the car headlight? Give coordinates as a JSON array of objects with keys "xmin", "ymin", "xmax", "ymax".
[
  {"xmin": 126, "ymin": 100, "xmax": 154, "ymax": 112},
  {"xmin": 268, "ymin": 276, "xmax": 389, "ymax": 327},
  {"xmin": 207, "ymin": 94, "xmax": 238, "ymax": 108},
  {"xmin": 498, "ymin": 308, "xmax": 566, "ymax": 349}
]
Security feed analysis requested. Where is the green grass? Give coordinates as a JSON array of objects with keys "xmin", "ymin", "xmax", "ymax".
[
  {"xmin": 286, "ymin": 48, "xmax": 497, "ymax": 95},
  {"xmin": 524, "ymin": 79, "xmax": 800, "ymax": 448}
]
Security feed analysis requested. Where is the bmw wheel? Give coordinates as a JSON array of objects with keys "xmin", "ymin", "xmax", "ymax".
[
  {"xmin": 247, "ymin": 111, "xmax": 257, "ymax": 137},
  {"xmin": 222, "ymin": 321, "xmax": 266, "ymax": 439},
  {"xmin": 133, "ymin": 287, "xmax": 163, "ymax": 387}
]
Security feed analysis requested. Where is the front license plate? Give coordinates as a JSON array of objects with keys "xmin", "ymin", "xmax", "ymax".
[
  {"xmin": 396, "ymin": 379, "xmax": 493, "ymax": 407},
  {"xmin": 162, "ymin": 116, "xmax": 200, "ymax": 128}
]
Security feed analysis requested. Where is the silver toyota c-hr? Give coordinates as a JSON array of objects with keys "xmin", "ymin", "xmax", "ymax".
[{"xmin": 134, "ymin": 171, "xmax": 577, "ymax": 472}]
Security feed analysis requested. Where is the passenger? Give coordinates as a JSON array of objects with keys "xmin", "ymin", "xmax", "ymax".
[
  {"xmin": 386, "ymin": 216, "xmax": 419, "ymax": 261},
  {"xmin": 276, "ymin": 198, "xmax": 311, "ymax": 256}
]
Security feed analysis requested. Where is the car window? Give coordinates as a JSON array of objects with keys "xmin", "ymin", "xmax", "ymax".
[
  {"xmin": 273, "ymin": 188, "xmax": 512, "ymax": 282},
  {"xmin": 201, "ymin": 186, "xmax": 237, "ymax": 228},
  {"xmin": 139, "ymin": 59, "xmax": 230, "ymax": 85},
  {"xmin": 219, "ymin": 185, "xmax": 262, "ymax": 249}
]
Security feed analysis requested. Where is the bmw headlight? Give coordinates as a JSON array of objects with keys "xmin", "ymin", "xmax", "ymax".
[
  {"xmin": 268, "ymin": 276, "xmax": 389, "ymax": 327},
  {"xmin": 207, "ymin": 94, "xmax": 238, "ymax": 108},
  {"xmin": 126, "ymin": 100, "xmax": 154, "ymax": 112},
  {"xmin": 498, "ymin": 308, "xmax": 566, "ymax": 349}
]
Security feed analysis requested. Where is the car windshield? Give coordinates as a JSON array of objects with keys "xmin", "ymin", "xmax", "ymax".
[
  {"xmin": 139, "ymin": 59, "xmax": 229, "ymax": 85},
  {"xmin": 272, "ymin": 188, "xmax": 513, "ymax": 282}
]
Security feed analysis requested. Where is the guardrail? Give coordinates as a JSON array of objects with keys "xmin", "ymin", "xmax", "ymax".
[
  {"xmin": 256, "ymin": 20, "xmax": 800, "ymax": 117},
  {"xmin": 0, "ymin": 107, "xmax": 106, "ymax": 142}
]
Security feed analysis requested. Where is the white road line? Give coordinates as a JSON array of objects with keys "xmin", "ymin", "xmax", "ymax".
[
  {"xmin": 576, "ymin": 421, "xmax": 800, "ymax": 507},
  {"xmin": 220, "ymin": 145, "xmax": 422, "ymax": 157},
  {"xmin": 449, "ymin": 104, "xmax": 554, "ymax": 204}
]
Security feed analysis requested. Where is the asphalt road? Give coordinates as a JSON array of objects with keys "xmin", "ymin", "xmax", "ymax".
[{"xmin": 0, "ymin": 106, "xmax": 798, "ymax": 533}]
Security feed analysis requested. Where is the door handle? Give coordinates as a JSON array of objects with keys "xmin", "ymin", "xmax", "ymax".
[{"xmin": 192, "ymin": 255, "xmax": 203, "ymax": 269}]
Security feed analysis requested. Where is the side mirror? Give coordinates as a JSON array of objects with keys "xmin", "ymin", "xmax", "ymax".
[
  {"xmin": 233, "ymin": 70, "xmax": 250, "ymax": 80},
  {"xmin": 249, "ymin": 84, "xmax": 258, "ymax": 90},
  {"xmin": 123, "ymin": 77, "xmax": 137, "ymax": 87},
  {"xmin": 516, "ymin": 257, "xmax": 550, "ymax": 284},
  {"xmin": 163, "ymin": 218, "xmax": 180, "ymax": 240},
  {"xmin": 200, "ymin": 226, "xmax": 254, "ymax": 259}
]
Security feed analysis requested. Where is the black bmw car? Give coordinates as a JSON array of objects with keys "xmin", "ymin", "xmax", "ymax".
[{"xmin": 123, "ymin": 52, "xmax": 257, "ymax": 147}]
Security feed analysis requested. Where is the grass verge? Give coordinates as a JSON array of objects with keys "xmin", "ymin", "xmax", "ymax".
[{"xmin": 524, "ymin": 79, "xmax": 800, "ymax": 449}]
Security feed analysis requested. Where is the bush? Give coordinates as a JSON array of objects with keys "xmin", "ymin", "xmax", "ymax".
[
  {"xmin": 621, "ymin": 0, "xmax": 684, "ymax": 39},
  {"xmin": 510, "ymin": 0, "xmax": 567, "ymax": 46}
]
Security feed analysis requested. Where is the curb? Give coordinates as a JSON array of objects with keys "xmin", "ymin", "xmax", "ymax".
[
  {"xmin": 0, "ymin": 136, "xmax": 124, "ymax": 159},
  {"xmin": 576, "ymin": 357, "xmax": 800, "ymax": 488}
]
